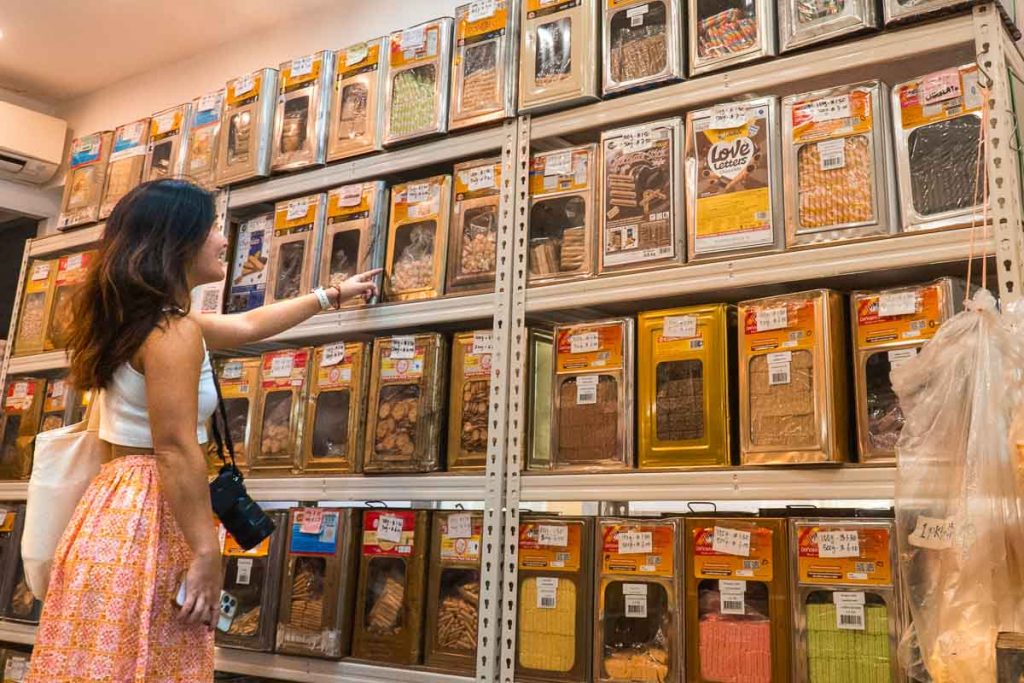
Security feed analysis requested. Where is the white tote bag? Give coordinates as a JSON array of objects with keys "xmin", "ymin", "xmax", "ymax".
[{"xmin": 22, "ymin": 398, "xmax": 108, "ymax": 600}]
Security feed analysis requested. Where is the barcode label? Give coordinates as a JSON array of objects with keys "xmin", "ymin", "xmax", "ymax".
[
  {"xmin": 855, "ymin": 561, "xmax": 876, "ymax": 573},
  {"xmin": 624, "ymin": 594, "xmax": 647, "ymax": 618},
  {"xmin": 742, "ymin": 560, "xmax": 760, "ymax": 570},
  {"xmin": 818, "ymin": 139, "xmax": 846, "ymax": 171},
  {"xmin": 834, "ymin": 592, "xmax": 866, "ymax": 630},
  {"xmin": 555, "ymin": 552, "xmax": 571, "ymax": 562},
  {"xmin": 888, "ymin": 348, "xmax": 918, "ymax": 368},
  {"xmin": 910, "ymin": 319, "xmax": 926, "ymax": 330},
  {"xmin": 236, "ymin": 558, "xmax": 253, "ymax": 585},
  {"xmin": 576, "ymin": 375, "xmax": 598, "ymax": 405},
  {"xmin": 536, "ymin": 577, "xmax": 558, "ymax": 609},
  {"xmin": 768, "ymin": 363, "xmax": 791, "ymax": 386},
  {"xmin": 720, "ymin": 580, "xmax": 746, "ymax": 615}
]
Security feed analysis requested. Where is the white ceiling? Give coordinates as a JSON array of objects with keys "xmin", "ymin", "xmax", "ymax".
[{"xmin": 0, "ymin": 0, "xmax": 337, "ymax": 104}]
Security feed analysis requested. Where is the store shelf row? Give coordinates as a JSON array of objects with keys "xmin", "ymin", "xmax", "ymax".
[{"xmin": 27, "ymin": 224, "xmax": 104, "ymax": 258}]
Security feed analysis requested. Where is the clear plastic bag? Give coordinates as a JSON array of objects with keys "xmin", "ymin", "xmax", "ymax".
[{"xmin": 892, "ymin": 290, "xmax": 1024, "ymax": 682}]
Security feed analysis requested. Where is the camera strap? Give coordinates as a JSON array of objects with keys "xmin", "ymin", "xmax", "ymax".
[{"xmin": 208, "ymin": 363, "xmax": 238, "ymax": 471}]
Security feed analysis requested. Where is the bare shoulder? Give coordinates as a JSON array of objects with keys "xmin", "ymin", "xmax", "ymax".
[{"xmin": 139, "ymin": 314, "xmax": 205, "ymax": 371}]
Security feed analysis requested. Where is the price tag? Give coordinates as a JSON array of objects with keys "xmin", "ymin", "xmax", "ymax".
[
  {"xmin": 236, "ymin": 557, "xmax": 253, "ymax": 586},
  {"xmin": 575, "ymin": 374, "xmax": 598, "ymax": 405},
  {"xmin": 710, "ymin": 103, "xmax": 749, "ymax": 130},
  {"xmin": 712, "ymin": 526, "xmax": 751, "ymax": 557},
  {"xmin": 12, "ymin": 383, "xmax": 27, "ymax": 399},
  {"xmin": 719, "ymin": 580, "xmax": 747, "ymax": 615},
  {"xmin": 51, "ymin": 380, "xmax": 66, "ymax": 399},
  {"xmin": 617, "ymin": 531, "xmax": 653, "ymax": 555},
  {"xmin": 269, "ymin": 354, "xmax": 294, "ymax": 378},
  {"xmin": 286, "ymin": 199, "xmax": 309, "ymax": 221},
  {"xmin": 390, "ymin": 336, "xmax": 417, "ymax": 359},
  {"xmin": 234, "ymin": 73, "xmax": 255, "ymax": 97},
  {"xmin": 377, "ymin": 514, "xmax": 404, "ymax": 543},
  {"xmin": 662, "ymin": 315, "xmax": 697, "ymax": 339},
  {"xmin": 468, "ymin": 0, "xmax": 499, "ymax": 22},
  {"xmin": 338, "ymin": 184, "xmax": 363, "ymax": 207},
  {"xmin": 402, "ymin": 27, "xmax": 426, "ymax": 50},
  {"xmin": 908, "ymin": 515, "xmax": 956, "ymax": 550},
  {"xmin": 222, "ymin": 361, "xmax": 243, "ymax": 379},
  {"xmin": 300, "ymin": 508, "xmax": 325, "ymax": 534},
  {"xmin": 31, "ymin": 262, "xmax": 51, "ymax": 280},
  {"xmin": 834, "ymin": 591, "xmax": 866, "ymax": 630},
  {"xmin": 818, "ymin": 530, "xmax": 861, "ymax": 558},
  {"xmin": 467, "ymin": 165, "xmax": 496, "ymax": 191},
  {"xmin": 570, "ymin": 331, "xmax": 599, "ymax": 354},
  {"xmin": 66, "ymin": 253, "xmax": 84, "ymax": 271},
  {"xmin": 623, "ymin": 583, "xmax": 648, "ymax": 618},
  {"xmin": 321, "ymin": 342, "xmax": 347, "ymax": 367},
  {"xmin": 345, "ymin": 43, "xmax": 369, "ymax": 67},
  {"xmin": 888, "ymin": 348, "xmax": 918, "ymax": 369},
  {"xmin": 544, "ymin": 151, "xmax": 572, "ymax": 176},
  {"xmin": 320, "ymin": 512, "xmax": 338, "ymax": 545},
  {"xmin": 620, "ymin": 127, "xmax": 653, "ymax": 153},
  {"xmin": 817, "ymin": 139, "xmax": 846, "ymax": 171},
  {"xmin": 406, "ymin": 182, "xmax": 432, "ymax": 204},
  {"xmin": 755, "ymin": 307, "xmax": 788, "ymax": 332},
  {"xmin": 447, "ymin": 513, "xmax": 473, "ymax": 539},
  {"xmin": 878, "ymin": 291, "xmax": 918, "ymax": 317},
  {"xmin": 538, "ymin": 524, "xmax": 569, "ymax": 547},
  {"xmin": 199, "ymin": 92, "xmax": 222, "ymax": 112},
  {"xmin": 921, "ymin": 68, "xmax": 962, "ymax": 105},
  {"xmin": 536, "ymin": 577, "xmax": 559, "ymax": 608},
  {"xmin": 472, "ymin": 332, "xmax": 494, "ymax": 355},
  {"xmin": 813, "ymin": 95, "xmax": 851, "ymax": 122},
  {"xmin": 291, "ymin": 54, "xmax": 314, "ymax": 77}
]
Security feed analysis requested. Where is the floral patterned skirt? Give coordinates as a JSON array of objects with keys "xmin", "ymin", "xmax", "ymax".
[{"xmin": 27, "ymin": 456, "xmax": 214, "ymax": 682}]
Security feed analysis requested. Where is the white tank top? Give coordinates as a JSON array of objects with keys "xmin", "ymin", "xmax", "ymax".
[{"xmin": 99, "ymin": 351, "xmax": 218, "ymax": 448}]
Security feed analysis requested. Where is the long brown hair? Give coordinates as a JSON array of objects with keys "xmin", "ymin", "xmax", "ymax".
[{"xmin": 67, "ymin": 179, "xmax": 216, "ymax": 390}]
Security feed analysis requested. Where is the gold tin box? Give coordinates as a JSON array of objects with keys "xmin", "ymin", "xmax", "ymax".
[
  {"xmin": 383, "ymin": 18, "xmax": 455, "ymax": 146},
  {"xmin": 448, "ymin": 331, "xmax": 494, "ymax": 472},
  {"xmin": 250, "ymin": 348, "xmax": 312, "ymax": 475},
  {"xmin": 738, "ymin": 289, "xmax": 849, "ymax": 465},
  {"xmin": 516, "ymin": 514, "xmax": 595, "ymax": 683},
  {"xmin": 320, "ymin": 182, "xmax": 387, "ymax": 307},
  {"xmin": 850, "ymin": 278, "xmax": 960, "ymax": 464},
  {"xmin": 272, "ymin": 51, "xmax": 336, "ymax": 172},
  {"xmin": 100, "ymin": 118, "xmax": 151, "ymax": 218},
  {"xmin": 45, "ymin": 250, "xmax": 96, "ymax": 351},
  {"xmin": 212, "ymin": 357, "xmax": 261, "ymax": 474},
  {"xmin": 302, "ymin": 341, "xmax": 370, "ymax": 474},
  {"xmin": 684, "ymin": 516, "xmax": 792, "ymax": 682},
  {"xmin": 550, "ymin": 318, "xmax": 635, "ymax": 471},
  {"xmin": 57, "ymin": 131, "xmax": 113, "ymax": 230},
  {"xmin": 779, "ymin": 0, "xmax": 877, "ymax": 53},
  {"xmin": 595, "ymin": 517, "xmax": 685, "ymax": 683},
  {"xmin": 638, "ymin": 304, "xmax": 733, "ymax": 469},
  {"xmin": 38, "ymin": 377, "xmax": 70, "ymax": 434},
  {"xmin": 790, "ymin": 515, "xmax": 904, "ymax": 682},
  {"xmin": 352, "ymin": 509, "xmax": 430, "ymax": 665},
  {"xmin": 424, "ymin": 510, "xmax": 485, "ymax": 672},
  {"xmin": 266, "ymin": 193, "xmax": 327, "ymax": 306},
  {"xmin": 526, "ymin": 327, "xmax": 554, "ymax": 471},
  {"xmin": 328, "ymin": 38, "xmax": 387, "ymax": 162},
  {"xmin": 0, "ymin": 378, "xmax": 46, "ymax": 480},
  {"xmin": 520, "ymin": 0, "xmax": 601, "ymax": 114},
  {"xmin": 448, "ymin": 157, "xmax": 502, "ymax": 295},
  {"xmin": 1, "ymin": 508, "xmax": 41, "ymax": 623},
  {"xmin": 185, "ymin": 90, "xmax": 224, "ymax": 190},
  {"xmin": 450, "ymin": 0, "xmax": 518, "ymax": 131},
  {"xmin": 216, "ymin": 68, "xmax": 279, "ymax": 186},
  {"xmin": 363, "ymin": 334, "xmax": 448, "ymax": 474},
  {"xmin": 13, "ymin": 259, "xmax": 57, "ymax": 357},
  {"xmin": 528, "ymin": 145, "xmax": 598, "ymax": 286},
  {"xmin": 385, "ymin": 175, "xmax": 453, "ymax": 302},
  {"xmin": 602, "ymin": 0, "xmax": 686, "ymax": 96},
  {"xmin": 276, "ymin": 507, "xmax": 360, "ymax": 658},
  {"xmin": 143, "ymin": 102, "xmax": 192, "ymax": 181}
]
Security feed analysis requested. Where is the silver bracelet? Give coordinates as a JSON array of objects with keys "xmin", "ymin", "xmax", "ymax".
[{"xmin": 312, "ymin": 287, "xmax": 332, "ymax": 311}]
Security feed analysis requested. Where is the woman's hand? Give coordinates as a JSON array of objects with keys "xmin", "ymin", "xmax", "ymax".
[
  {"xmin": 178, "ymin": 549, "xmax": 222, "ymax": 630},
  {"xmin": 329, "ymin": 269, "xmax": 383, "ymax": 307}
]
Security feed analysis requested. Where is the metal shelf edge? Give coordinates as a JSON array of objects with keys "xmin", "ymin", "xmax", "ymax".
[
  {"xmin": 6, "ymin": 351, "xmax": 69, "ymax": 375},
  {"xmin": 28, "ymin": 225, "xmax": 105, "ymax": 257},
  {"xmin": 244, "ymin": 474, "xmax": 488, "ymax": 502}
]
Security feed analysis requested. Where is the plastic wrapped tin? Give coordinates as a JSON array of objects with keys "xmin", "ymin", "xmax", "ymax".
[
  {"xmin": 688, "ymin": 0, "xmax": 776, "ymax": 75},
  {"xmin": 0, "ymin": 647, "xmax": 30, "ymax": 682},
  {"xmin": 850, "ymin": 278, "xmax": 960, "ymax": 463},
  {"xmin": 0, "ymin": 508, "xmax": 41, "ymax": 623},
  {"xmin": 302, "ymin": 341, "xmax": 369, "ymax": 474},
  {"xmin": 450, "ymin": 0, "xmax": 518, "ymax": 131},
  {"xmin": 448, "ymin": 157, "xmax": 502, "ymax": 294},
  {"xmin": 185, "ymin": 90, "xmax": 225, "ymax": 189},
  {"xmin": 602, "ymin": 0, "xmax": 685, "ymax": 96},
  {"xmin": 892, "ymin": 64, "xmax": 985, "ymax": 232},
  {"xmin": 528, "ymin": 145, "xmax": 598, "ymax": 285},
  {"xmin": 0, "ymin": 378, "xmax": 45, "ymax": 480},
  {"xmin": 100, "ymin": 118, "xmax": 150, "ymax": 218},
  {"xmin": 783, "ymin": 81, "xmax": 898, "ymax": 247},
  {"xmin": 216, "ymin": 510, "xmax": 287, "ymax": 652},
  {"xmin": 527, "ymin": 327, "xmax": 554, "ymax": 471},
  {"xmin": 516, "ymin": 515, "xmax": 595, "ymax": 682},
  {"xmin": 250, "ymin": 348, "xmax": 311, "ymax": 474},
  {"xmin": 13, "ymin": 259, "xmax": 56, "ymax": 356},
  {"xmin": 520, "ymin": 0, "xmax": 601, "ymax": 113},
  {"xmin": 276, "ymin": 507, "xmax": 360, "ymax": 658},
  {"xmin": 45, "ymin": 250, "xmax": 95, "ymax": 351},
  {"xmin": 685, "ymin": 98, "xmax": 783, "ymax": 260},
  {"xmin": 883, "ymin": 0, "xmax": 968, "ymax": 24},
  {"xmin": 272, "ymin": 51, "xmax": 336, "ymax": 172},
  {"xmin": 383, "ymin": 18, "xmax": 455, "ymax": 146},
  {"xmin": 600, "ymin": 118, "xmax": 684, "ymax": 274},
  {"xmin": 226, "ymin": 213, "xmax": 272, "ymax": 314},
  {"xmin": 216, "ymin": 68, "xmax": 279, "ymax": 186},
  {"xmin": 551, "ymin": 318, "xmax": 634, "ymax": 471},
  {"xmin": 595, "ymin": 517, "xmax": 684, "ymax": 683},
  {"xmin": 213, "ymin": 357, "xmax": 260, "ymax": 473},
  {"xmin": 684, "ymin": 516, "xmax": 791, "ymax": 682},
  {"xmin": 38, "ymin": 377, "xmax": 70, "ymax": 434},
  {"xmin": 424, "ymin": 510, "xmax": 484, "ymax": 672},
  {"xmin": 352, "ymin": 509, "xmax": 430, "ymax": 665},
  {"xmin": 385, "ymin": 175, "xmax": 452, "ymax": 302},
  {"xmin": 266, "ymin": 194, "xmax": 326, "ymax": 306},
  {"xmin": 638, "ymin": 304, "xmax": 733, "ymax": 469},
  {"xmin": 363, "ymin": 334, "xmax": 448, "ymax": 474},
  {"xmin": 0, "ymin": 508, "xmax": 23, "ymax": 612},
  {"xmin": 321, "ymin": 182, "xmax": 387, "ymax": 308},
  {"xmin": 790, "ymin": 516, "xmax": 903, "ymax": 682},
  {"xmin": 143, "ymin": 103, "xmax": 192, "ymax": 181},
  {"xmin": 328, "ymin": 39, "xmax": 387, "ymax": 162},
  {"xmin": 779, "ymin": 0, "xmax": 877, "ymax": 52},
  {"xmin": 58, "ymin": 131, "xmax": 113, "ymax": 230},
  {"xmin": 738, "ymin": 289, "xmax": 849, "ymax": 465},
  {"xmin": 448, "ymin": 331, "xmax": 494, "ymax": 471}
]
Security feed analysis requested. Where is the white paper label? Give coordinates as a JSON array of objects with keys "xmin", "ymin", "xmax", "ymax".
[
  {"xmin": 570, "ymin": 331, "xmax": 599, "ymax": 354},
  {"xmin": 12, "ymin": 383, "xmax": 27, "ymax": 399},
  {"xmin": 712, "ymin": 527, "xmax": 751, "ymax": 557},
  {"xmin": 390, "ymin": 335, "xmax": 417, "ymax": 359},
  {"xmin": 878, "ymin": 291, "xmax": 918, "ymax": 317},
  {"xmin": 817, "ymin": 138, "xmax": 846, "ymax": 171},
  {"xmin": 472, "ymin": 332, "xmax": 494, "ymax": 355},
  {"xmin": 888, "ymin": 348, "xmax": 918, "ymax": 368},
  {"xmin": 4, "ymin": 657, "xmax": 27, "ymax": 682},
  {"xmin": 818, "ymin": 530, "xmax": 861, "ymax": 558},
  {"xmin": 662, "ymin": 315, "xmax": 697, "ymax": 339},
  {"xmin": 962, "ymin": 70, "xmax": 982, "ymax": 110},
  {"xmin": 31, "ymin": 263, "xmax": 50, "ymax": 280},
  {"xmin": 406, "ymin": 182, "xmax": 432, "ymax": 204},
  {"xmin": 538, "ymin": 524, "xmax": 569, "ymax": 547},
  {"xmin": 766, "ymin": 351, "xmax": 792, "ymax": 365},
  {"xmin": 291, "ymin": 54, "xmax": 314, "ymax": 77},
  {"xmin": 199, "ymin": 92, "xmax": 221, "ymax": 112},
  {"xmin": 755, "ymin": 307, "xmax": 788, "ymax": 332},
  {"xmin": 834, "ymin": 591, "xmax": 866, "ymax": 630},
  {"xmin": 222, "ymin": 361, "xmax": 243, "ymax": 380},
  {"xmin": 627, "ymin": 4, "xmax": 649, "ymax": 16},
  {"xmin": 575, "ymin": 374, "xmax": 599, "ymax": 405},
  {"xmin": 269, "ymin": 355, "xmax": 294, "ymax": 378},
  {"xmin": 153, "ymin": 112, "xmax": 176, "ymax": 134},
  {"xmin": 447, "ymin": 513, "xmax": 473, "ymax": 539},
  {"xmin": 544, "ymin": 151, "xmax": 573, "ymax": 176},
  {"xmin": 619, "ymin": 127, "xmax": 654, "ymax": 153},
  {"xmin": 218, "ymin": 524, "xmax": 228, "ymax": 553},
  {"xmin": 300, "ymin": 508, "xmax": 324, "ymax": 533},
  {"xmin": 468, "ymin": 0, "xmax": 499, "ymax": 22},
  {"xmin": 51, "ymin": 380, "xmax": 66, "ymax": 399},
  {"xmin": 286, "ymin": 199, "xmax": 309, "ymax": 221},
  {"xmin": 921, "ymin": 69, "xmax": 962, "ymax": 105},
  {"xmin": 908, "ymin": 515, "xmax": 956, "ymax": 550},
  {"xmin": 624, "ymin": 587, "xmax": 648, "ymax": 618},
  {"xmin": 719, "ymin": 580, "xmax": 747, "ymax": 615},
  {"xmin": 467, "ymin": 165, "xmax": 496, "ymax": 191},
  {"xmin": 622, "ymin": 583, "xmax": 648, "ymax": 595},
  {"xmin": 402, "ymin": 27, "xmax": 426, "ymax": 50},
  {"xmin": 321, "ymin": 342, "xmax": 347, "ymax": 367},
  {"xmin": 617, "ymin": 531, "xmax": 653, "ymax": 555},
  {"xmin": 236, "ymin": 557, "xmax": 254, "ymax": 586},
  {"xmin": 66, "ymin": 253, "xmax": 85, "ymax": 271},
  {"xmin": 710, "ymin": 103, "xmax": 749, "ymax": 130},
  {"xmin": 377, "ymin": 514, "xmax": 405, "ymax": 543},
  {"xmin": 536, "ymin": 577, "xmax": 559, "ymax": 608},
  {"xmin": 122, "ymin": 122, "xmax": 145, "ymax": 142},
  {"xmin": 768, "ymin": 358, "xmax": 792, "ymax": 386},
  {"xmin": 813, "ymin": 95, "xmax": 851, "ymax": 122},
  {"xmin": 320, "ymin": 512, "xmax": 338, "ymax": 544},
  {"xmin": 234, "ymin": 73, "xmax": 255, "ymax": 96},
  {"xmin": 345, "ymin": 43, "xmax": 369, "ymax": 67},
  {"xmin": 338, "ymin": 184, "xmax": 363, "ymax": 207}
]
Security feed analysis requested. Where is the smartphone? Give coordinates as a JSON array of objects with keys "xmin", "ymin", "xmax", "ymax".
[{"xmin": 174, "ymin": 582, "xmax": 237, "ymax": 633}]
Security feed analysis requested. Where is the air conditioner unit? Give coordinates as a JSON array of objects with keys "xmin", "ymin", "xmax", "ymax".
[{"xmin": 0, "ymin": 101, "xmax": 67, "ymax": 184}]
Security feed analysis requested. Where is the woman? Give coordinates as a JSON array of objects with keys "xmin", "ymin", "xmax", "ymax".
[{"xmin": 27, "ymin": 178, "xmax": 379, "ymax": 682}]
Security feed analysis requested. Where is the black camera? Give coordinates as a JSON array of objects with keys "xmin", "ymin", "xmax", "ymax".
[{"xmin": 209, "ymin": 464, "xmax": 275, "ymax": 550}]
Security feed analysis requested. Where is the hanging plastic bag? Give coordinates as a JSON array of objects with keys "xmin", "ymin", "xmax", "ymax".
[{"xmin": 892, "ymin": 290, "xmax": 1024, "ymax": 682}]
